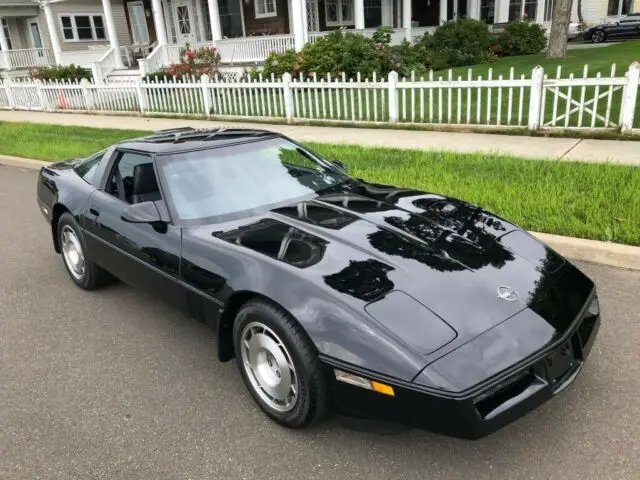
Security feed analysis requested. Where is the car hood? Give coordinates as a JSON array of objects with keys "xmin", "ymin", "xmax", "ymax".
[{"xmin": 204, "ymin": 183, "xmax": 594, "ymax": 364}]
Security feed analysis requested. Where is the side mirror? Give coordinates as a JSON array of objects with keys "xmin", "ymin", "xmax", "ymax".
[
  {"xmin": 331, "ymin": 160, "xmax": 348, "ymax": 173},
  {"xmin": 122, "ymin": 201, "xmax": 164, "ymax": 224}
]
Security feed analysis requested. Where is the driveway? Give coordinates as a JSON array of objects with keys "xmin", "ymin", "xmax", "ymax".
[{"xmin": 1, "ymin": 165, "xmax": 639, "ymax": 480}]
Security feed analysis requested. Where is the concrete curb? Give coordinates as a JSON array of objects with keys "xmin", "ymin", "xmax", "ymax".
[
  {"xmin": 531, "ymin": 232, "xmax": 640, "ymax": 271},
  {"xmin": 0, "ymin": 154, "xmax": 49, "ymax": 170},
  {"xmin": 1, "ymin": 155, "xmax": 638, "ymax": 271}
]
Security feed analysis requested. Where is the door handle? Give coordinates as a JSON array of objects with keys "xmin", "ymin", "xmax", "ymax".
[{"xmin": 89, "ymin": 206, "xmax": 100, "ymax": 216}]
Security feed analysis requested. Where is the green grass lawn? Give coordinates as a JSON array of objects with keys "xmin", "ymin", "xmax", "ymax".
[
  {"xmin": 445, "ymin": 41, "xmax": 640, "ymax": 79},
  {"xmin": 1, "ymin": 121, "xmax": 638, "ymax": 245}
]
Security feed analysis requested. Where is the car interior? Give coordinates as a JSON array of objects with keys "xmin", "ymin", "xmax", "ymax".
[{"xmin": 107, "ymin": 153, "xmax": 161, "ymax": 205}]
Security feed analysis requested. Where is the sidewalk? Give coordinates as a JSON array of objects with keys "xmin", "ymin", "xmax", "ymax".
[{"xmin": 2, "ymin": 110, "xmax": 638, "ymax": 165}]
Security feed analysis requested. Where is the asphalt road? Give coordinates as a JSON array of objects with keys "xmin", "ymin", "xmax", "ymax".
[{"xmin": 1, "ymin": 165, "xmax": 639, "ymax": 480}]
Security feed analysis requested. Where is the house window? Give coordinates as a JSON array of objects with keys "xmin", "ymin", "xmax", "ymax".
[
  {"xmin": 255, "ymin": 0, "xmax": 277, "ymax": 18},
  {"xmin": 364, "ymin": 0, "xmax": 381, "ymax": 28},
  {"xmin": 607, "ymin": 0, "xmax": 633, "ymax": 16},
  {"xmin": 508, "ymin": 0, "xmax": 522, "ymax": 21},
  {"xmin": 60, "ymin": 15, "xmax": 107, "ymax": 42},
  {"xmin": 325, "ymin": 0, "xmax": 354, "ymax": 26},
  {"xmin": 480, "ymin": 0, "xmax": 496, "ymax": 23},
  {"xmin": 523, "ymin": 0, "xmax": 537, "ymax": 19},
  {"xmin": 1, "ymin": 19, "xmax": 13, "ymax": 50}
]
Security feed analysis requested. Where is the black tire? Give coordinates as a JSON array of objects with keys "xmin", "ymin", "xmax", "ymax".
[
  {"xmin": 233, "ymin": 299, "xmax": 328, "ymax": 428},
  {"xmin": 591, "ymin": 30, "xmax": 606, "ymax": 43},
  {"xmin": 57, "ymin": 212, "xmax": 111, "ymax": 290}
]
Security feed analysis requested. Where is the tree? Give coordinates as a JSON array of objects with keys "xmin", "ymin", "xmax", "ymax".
[{"xmin": 547, "ymin": 0, "xmax": 573, "ymax": 58}]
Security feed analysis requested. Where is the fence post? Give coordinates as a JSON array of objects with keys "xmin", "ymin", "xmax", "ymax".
[
  {"xmin": 527, "ymin": 66, "xmax": 544, "ymax": 130},
  {"xmin": 388, "ymin": 71, "xmax": 398, "ymax": 123},
  {"xmin": 135, "ymin": 77, "xmax": 145, "ymax": 114},
  {"xmin": 201, "ymin": 74, "xmax": 211, "ymax": 117},
  {"xmin": 34, "ymin": 79, "xmax": 46, "ymax": 111},
  {"xmin": 80, "ymin": 78, "xmax": 93, "ymax": 111},
  {"xmin": 620, "ymin": 61, "xmax": 639, "ymax": 134},
  {"xmin": 282, "ymin": 73, "xmax": 294, "ymax": 123},
  {"xmin": 5, "ymin": 79, "xmax": 15, "ymax": 109}
]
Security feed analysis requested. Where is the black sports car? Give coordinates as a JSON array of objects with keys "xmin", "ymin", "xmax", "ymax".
[
  {"xmin": 36, "ymin": 128, "xmax": 600, "ymax": 439},
  {"xmin": 583, "ymin": 13, "xmax": 640, "ymax": 43}
]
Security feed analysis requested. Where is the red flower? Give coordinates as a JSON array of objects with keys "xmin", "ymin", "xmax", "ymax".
[{"xmin": 187, "ymin": 50, "xmax": 195, "ymax": 59}]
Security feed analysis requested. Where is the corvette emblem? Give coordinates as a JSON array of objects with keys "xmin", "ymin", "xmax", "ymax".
[{"xmin": 497, "ymin": 286, "xmax": 519, "ymax": 302}]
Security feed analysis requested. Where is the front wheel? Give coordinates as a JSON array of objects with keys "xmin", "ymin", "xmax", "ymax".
[
  {"xmin": 591, "ymin": 30, "xmax": 606, "ymax": 43},
  {"xmin": 57, "ymin": 212, "xmax": 110, "ymax": 290},
  {"xmin": 233, "ymin": 299, "xmax": 328, "ymax": 428}
]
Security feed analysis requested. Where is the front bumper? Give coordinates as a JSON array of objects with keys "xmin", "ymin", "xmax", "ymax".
[{"xmin": 323, "ymin": 303, "xmax": 600, "ymax": 440}]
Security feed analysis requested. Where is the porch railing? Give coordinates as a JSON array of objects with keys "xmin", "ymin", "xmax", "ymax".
[
  {"xmin": 138, "ymin": 43, "xmax": 166, "ymax": 76},
  {"xmin": 0, "ymin": 48, "xmax": 54, "ymax": 69},
  {"xmin": 165, "ymin": 41, "xmax": 212, "ymax": 65},
  {"xmin": 216, "ymin": 34, "xmax": 295, "ymax": 63},
  {"xmin": 308, "ymin": 27, "xmax": 435, "ymax": 45},
  {"xmin": 90, "ymin": 47, "xmax": 118, "ymax": 83},
  {"xmin": 138, "ymin": 27, "xmax": 431, "ymax": 74}
]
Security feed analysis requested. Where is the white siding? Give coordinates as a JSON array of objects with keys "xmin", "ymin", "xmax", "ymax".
[
  {"xmin": 577, "ymin": 0, "xmax": 609, "ymax": 24},
  {"xmin": 36, "ymin": 0, "xmax": 132, "ymax": 52}
]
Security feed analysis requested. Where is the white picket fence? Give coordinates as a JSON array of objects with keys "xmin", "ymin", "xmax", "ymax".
[{"xmin": 1, "ymin": 62, "xmax": 639, "ymax": 133}]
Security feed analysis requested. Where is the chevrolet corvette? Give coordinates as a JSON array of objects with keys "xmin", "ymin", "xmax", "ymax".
[{"xmin": 36, "ymin": 127, "xmax": 600, "ymax": 439}]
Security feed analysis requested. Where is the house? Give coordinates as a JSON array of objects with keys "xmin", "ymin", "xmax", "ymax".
[{"xmin": 0, "ymin": 0, "xmax": 638, "ymax": 81}]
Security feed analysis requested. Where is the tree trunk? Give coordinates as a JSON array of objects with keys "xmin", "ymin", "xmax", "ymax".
[{"xmin": 547, "ymin": 0, "xmax": 573, "ymax": 58}]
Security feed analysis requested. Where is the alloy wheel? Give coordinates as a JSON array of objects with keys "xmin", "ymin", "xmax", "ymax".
[
  {"xmin": 61, "ymin": 225, "xmax": 85, "ymax": 280},
  {"xmin": 240, "ymin": 321, "xmax": 299, "ymax": 413}
]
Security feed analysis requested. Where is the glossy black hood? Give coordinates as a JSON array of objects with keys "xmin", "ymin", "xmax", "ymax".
[
  {"xmin": 180, "ymin": 181, "xmax": 595, "ymax": 387},
  {"xmin": 197, "ymin": 182, "xmax": 594, "ymax": 371}
]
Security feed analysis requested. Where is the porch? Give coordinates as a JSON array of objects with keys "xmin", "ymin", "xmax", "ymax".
[
  {"xmin": 134, "ymin": 0, "xmax": 558, "ymax": 74},
  {"xmin": 0, "ymin": 3, "xmax": 53, "ymax": 73},
  {"xmin": 0, "ymin": 0, "xmax": 559, "ymax": 81}
]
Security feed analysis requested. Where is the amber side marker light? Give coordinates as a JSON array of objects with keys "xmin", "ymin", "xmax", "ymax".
[{"xmin": 334, "ymin": 370, "xmax": 395, "ymax": 397}]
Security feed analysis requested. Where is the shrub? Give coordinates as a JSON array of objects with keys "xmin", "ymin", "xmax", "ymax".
[
  {"xmin": 147, "ymin": 43, "xmax": 221, "ymax": 81},
  {"xmin": 31, "ymin": 64, "xmax": 91, "ymax": 81},
  {"xmin": 386, "ymin": 40, "xmax": 428, "ymax": 78},
  {"xmin": 497, "ymin": 21, "xmax": 547, "ymax": 56},
  {"xmin": 261, "ymin": 50, "xmax": 300, "ymax": 78},
  {"xmin": 423, "ymin": 19, "xmax": 493, "ymax": 67},
  {"xmin": 299, "ymin": 30, "xmax": 381, "ymax": 78}
]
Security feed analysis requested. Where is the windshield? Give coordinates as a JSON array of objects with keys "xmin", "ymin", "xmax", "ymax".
[{"xmin": 158, "ymin": 138, "xmax": 350, "ymax": 223}]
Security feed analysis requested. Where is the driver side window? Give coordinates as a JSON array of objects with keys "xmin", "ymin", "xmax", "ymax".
[{"xmin": 106, "ymin": 151, "xmax": 161, "ymax": 205}]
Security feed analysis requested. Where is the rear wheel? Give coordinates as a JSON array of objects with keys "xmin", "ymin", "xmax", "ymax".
[
  {"xmin": 233, "ymin": 299, "xmax": 327, "ymax": 428},
  {"xmin": 591, "ymin": 30, "xmax": 606, "ymax": 43},
  {"xmin": 57, "ymin": 212, "xmax": 110, "ymax": 290}
]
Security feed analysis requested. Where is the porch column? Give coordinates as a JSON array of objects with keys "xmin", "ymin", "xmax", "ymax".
[
  {"xmin": 496, "ymin": 0, "xmax": 510, "ymax": 23},
  {"xmin": 40, "ymin": 1, "xmax": 62, "ymax": 65},
  {"xmin": 0, "ymin": 16, "xmax": 10, "ymax": 69},
  {"xmin": 207, "ymin": 0, "xmax": 222, "ymax": 41},
  {"xmin": 468, "ymin": 0, "xmax": 481, "ymax": 19},
  {"xmin": 301, "ymin": 0, "xmax": 309, "ymax": 42},
  {"xmin": 439, "ymin": 0, "xmax": 447, "ymax": 24},
  {"xmin": 402, "ymin": 0, "xmax": 411, "ymax": 41},
  {"xmin": 535, "ymin": 0, "xmax": 545, "ymax": 23},
  {"xmin": 101, "ymin": 0, "xmax": 124, "ymax": 68},
  {"xmin": 354, "ymin": 0, "xmax": 365, "ymax": 30},
  {"xmin": 291, "ymin": 0, "xmax": 305, "ymax": 51},
  {"xmin": 151, "ymin": 0, "xmax": 168, "ymax": 44}
]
